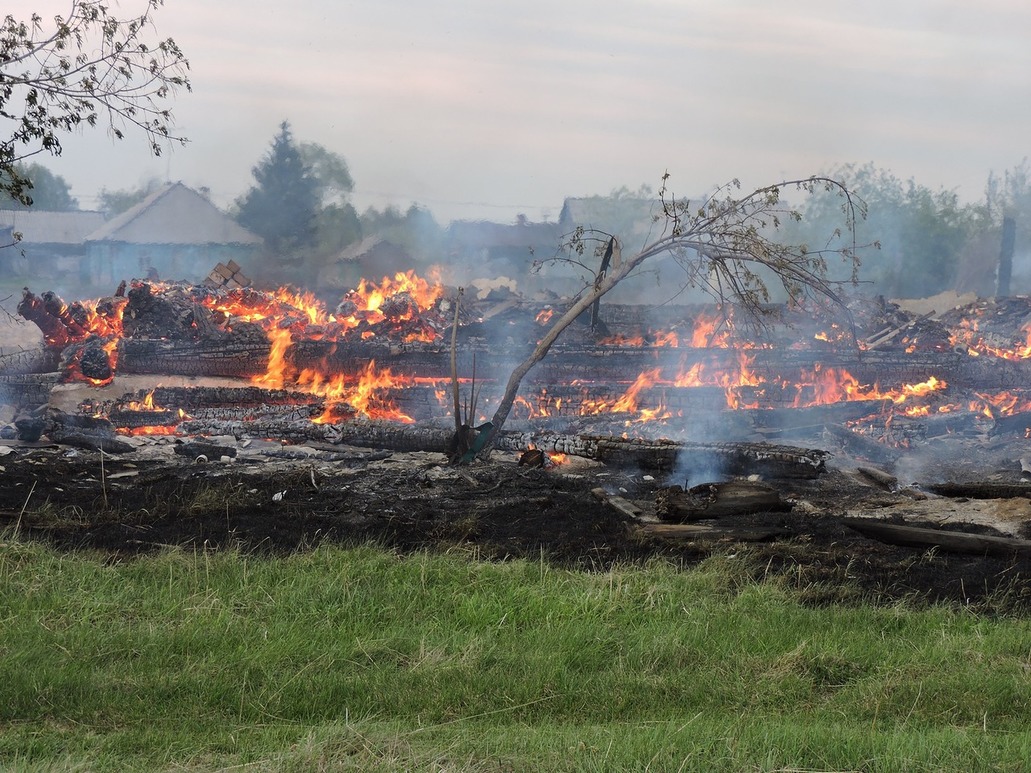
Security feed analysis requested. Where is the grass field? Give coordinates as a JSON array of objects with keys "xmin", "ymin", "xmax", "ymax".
[{"xmin": 2, "ymin": 535, "xmax": 1031, "ymax": 771}]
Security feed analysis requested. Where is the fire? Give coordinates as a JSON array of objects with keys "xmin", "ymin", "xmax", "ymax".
[
  {"xmin": 216, "ymin": 272, "xmax": 448, "ymax": 423},
  {"xmin": 689, "ymin": 311, "xmax": 744, "ymax": 348},
  {"xmin": 674, "ymin": 354, "xmax": 763, "ymax": 409},
  {"xmin": 38, "ymin": 273, "xmax": 1031, "ymax": 443},
  {"xmin": 950, "ymin": 319, "xmax": 1031, "ymax": 361},
  {"xmin": 125, "ymin": 424, "xmax": 179, "ymax": 437},
  {"xmin": 792, "ymin": 368, "xmax": 947, "ymax": 409},
  {"xmin": 581, "ymin": 368, "xmax": 670, "ymax": 421},
  {"xmin": 972, "ymin": 390, "xmax": 1031, "ymax": 420},
  {"xmin": 298, "ymin": 359, "xmax": 416, "ymax": 425},
  {"xmin": 201, "ymin": 269, "xmax": 445, "ymax": 344},
  {"xmin": 597, "ymin": 330, "xmax": 680, "ymax": 347},
  {"xmin": 119, "ymin": 390, "xmax": 158, "ymax": 411}
]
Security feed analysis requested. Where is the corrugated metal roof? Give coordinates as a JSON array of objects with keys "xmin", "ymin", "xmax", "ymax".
[
  {"xmin": 0, "ymin": 209, "xmax": 106, "ymax": 244},
  {"xmin": 85, "ymin": 182, "xmax": 263, "ymax": 245}
]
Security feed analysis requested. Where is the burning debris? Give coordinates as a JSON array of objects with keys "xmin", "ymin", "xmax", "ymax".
[
  {"xmin": 9, "ymin": 273, "xmax": 1031, "ymax": 453},
  {"xmin": 6, "ymin": 270, "xmax": 1031, "ymax": 604}
]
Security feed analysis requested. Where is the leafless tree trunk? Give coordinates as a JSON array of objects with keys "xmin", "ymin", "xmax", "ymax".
[{"xmin": 476, "ymin": 175, "xmax": 866, "ymax": 455}]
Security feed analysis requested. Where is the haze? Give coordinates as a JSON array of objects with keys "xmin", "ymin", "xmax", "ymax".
[{"xmin": 33, "ymin": 0, "xmax": 1031, "ymax": 223}]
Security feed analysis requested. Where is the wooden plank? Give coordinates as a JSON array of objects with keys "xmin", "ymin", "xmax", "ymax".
[
  {"xmin": 591, "ymin": 487, "xmax": 642, "ymax": 519},
  {"xmin": 638, "ymin": 522, "xmax": 789, "ymax": 541},
  {"xmin": 856, "ymin": 465, "xmax": 897, "ymax": 489},
  {"xmin": 842, "ymin": 517, "xmax": 1031, "ymax": 557}
]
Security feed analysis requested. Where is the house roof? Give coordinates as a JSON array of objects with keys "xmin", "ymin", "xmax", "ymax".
[
  {"xmin": 85, "ymin": 182, "xmax": 263, "ymax": 246},
  {"xmin": 337, "ymin": 235, "xmax": 397, "ymax": 262},
  {"xmin": 0, "ymin": 209, "xmax": 106, "ymax": 244},
  {"xmin": 445, "ymin": 220, "xmax": 560, "ymax": 249},
  {"xmin": 558, "ymin": 196, "xmax": 662, "ymax": 247}
]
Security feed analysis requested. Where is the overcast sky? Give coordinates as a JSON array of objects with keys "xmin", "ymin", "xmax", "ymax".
[{"xmin": 30, "ymin": 0, "xmax": 1031, "ymax": 223}]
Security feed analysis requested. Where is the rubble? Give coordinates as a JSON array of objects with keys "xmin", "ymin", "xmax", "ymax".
[{"xmin": 5, "ymin": 272, "xmax": 1031, "ymax": 606}]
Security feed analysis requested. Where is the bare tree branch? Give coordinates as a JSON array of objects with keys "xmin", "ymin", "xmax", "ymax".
[
  {"xmin": 472, "ymin": 174, "xmax": 867, "ymax": 457},
  {"xmin": 0, "ymin": 0, "xmax": 191, "ymax": 204}
]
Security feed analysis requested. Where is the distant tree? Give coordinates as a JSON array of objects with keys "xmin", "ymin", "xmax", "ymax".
[
  {"xmin": 959, "ymin": 159, "xmax": 1031, "ymax": 295},
  {"xmin": 360, "ymin": 203, "xmax": 442, "ymax": 261},
  {"xmin": 313, "ymin": 202, "xmax": 362, "ymax": 256},
  {"xmin": 236, "ymin": 121, "xmax": 320, "ymax": 256},
  {"xmin": 0, "ymin": 1, "xmax": 190, "ymax": 206},
  {"xmin": 781, "ymin": 163, "xmax": 980, "ymax": 297},
  {"xmin": 0, "ymin": 162, "xmax": 77, "ymax": 210},
  {"xmin": 299, "ymin": 142, "xmax": 354, "ymax": 206},
  {"xmin": 985, "ymin": 159, "xmax": 1031, "ymax": 227},
  {"xmin": 359, "ymin": 204, "xmax": 405, "ymax": 235},
  {"xmin": 96, "ymin": 177, "xmax": 164, "ymax": 216}
]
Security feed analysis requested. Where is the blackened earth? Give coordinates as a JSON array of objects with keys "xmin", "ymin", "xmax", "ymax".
[{"xmin": 2, "ymin": 446, "xmax": 1031, "ymax": 615}]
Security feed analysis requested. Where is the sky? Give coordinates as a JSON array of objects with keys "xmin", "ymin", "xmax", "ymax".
[{"xmin": 22, "ymin": 0, "xmax": 1031, "ymax": 224}]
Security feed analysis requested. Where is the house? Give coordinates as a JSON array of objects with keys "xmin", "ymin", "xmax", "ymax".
[
  {"xmin": 0, "ymin": 209, "xmax": 107, "ymax": 278},
  {"xmin": 82, "ymin": 182, "xmax": 263, "ymax": 285},
  {"xmin": 557, "ymin": 196, "xmax": 661, "ymax": 253},
  {"xmin": 317, "ymin": 235, "xmax": 419, "ymax": 290},
  {"xmin": 444, "ymin": 216, "xmax": 561, "ymax": 269}
]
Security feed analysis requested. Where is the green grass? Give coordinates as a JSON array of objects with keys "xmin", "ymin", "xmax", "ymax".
[{"xmin": 2, "ymin": 537, "xmax": 1030, "ymax": 771}]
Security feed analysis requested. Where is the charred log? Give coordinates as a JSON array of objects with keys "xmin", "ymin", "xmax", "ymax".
[
  {"xmin": 43, "ymin": 409, "xmax": 134, "ymax": 453},
  {"xmin": 73, "ymin": 340, "xmax": 114, "ymax": 382},
  {"xmin": 118, "ymin": 337, "xmax": 270, "ymax": 378},
  {"xmin": 40, "ymin": 292, "xmax": 90, "ymax": 339},
  {"xmin": 122, "ymin": 282, "xmax": 192, "ymax": 340},
  {"xmin": 991, "ymin": 410, "xmax": 1031, "ymax": 437},
  {"xmin": 17, "ymin": 288, "xmax": 72, "ymax": 348},
  {"xmin": 0, "ymin": 372, "xmax": 61, "ymax": 408},
  {"xmin": 843, "ymin": 517, "xmax": 1031, "ymax": 557},
  {"xmin": 638, "ymin": 522, "xmax": 791, "ymax": 541},
  {"xmin": 655, "ymin": 479, "xmax": 792, "ymax": 522},
  {"xmin": 822, "ymin": 424, "xmax": 901, "ymax": 465},
  {"xmin": 924, "ymin": 482, "xmax": 1031, "ymax": 500},
  {"xmin": 169, "ymin": 416, "xmax": 827, "ymax": 476},
  {"xmin": 493, "ymin": 432, "xmax": 828, "ymax": 477}
]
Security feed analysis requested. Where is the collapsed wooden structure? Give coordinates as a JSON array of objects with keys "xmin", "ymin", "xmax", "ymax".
[
  {"xmin": 7, "ymin": 278, "xmax": 1031, "ymax": 556},
  {"xmin": 5, "ymin": 279, "xmax": 1031, "ymax": 474}
]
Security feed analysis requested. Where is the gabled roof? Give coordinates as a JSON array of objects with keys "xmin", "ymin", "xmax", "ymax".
[
  {"xmin": 445, "ymin": 219, "xmax": 560, "ymax": 249},
  {"xmin": 85, "ymin": 182, "xmax": 263, "ymax": 246},
  {"xmin": 0, "ymin": 209, "xmax": 106, "ymax": 244},
  {"xmin": 337, "ymin": 234, "xmax": 394, "ymax": 262},
  {"xmin": 558, "ymin": 196, "xmax": 662, "ymax": 247}
]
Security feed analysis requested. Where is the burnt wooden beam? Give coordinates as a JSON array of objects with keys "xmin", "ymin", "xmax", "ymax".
[
  {"xmin": 638, "ymin": 522, "xmax": 791, "ymax": 541},
  {"xmin": 843, "ymin": 517, "xmax": 1031, "ymax": 557},
  {"xmin": 17, "ymin": 288, "xmax": 73, "ymax": 348},
  {"xmin": 591, "ymin": 487, "xmax": 643, "ymax": 520},
  {"xmin": 495, "ymin": 432, "xmax": 827, "ymax": 477},
  {"xmin": 823, "ymin": 423, "xmax": 901, "ymax": 465},
  {"xmin": 173, "ymin": 415, "xmax": 828, "ymax": 476},
  {"xmin": 118, "ymin": 338, "xmax": 270, "ymax": 378},
  {"xmin": 991, "ymin": 410, "xmax": 1031, "ymax": 437},
  {"xmin": 924, "ymin": 482, "xmax": 1031, "ymax": 500},
  {"xmin": 655, "ymin": 479, "xmax": 792, "ymax": 522}
]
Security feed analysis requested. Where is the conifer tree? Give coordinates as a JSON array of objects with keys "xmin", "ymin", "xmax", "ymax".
[{"xmin": 236, "ymin": 121, "xmax": 320, "ymax": 255}]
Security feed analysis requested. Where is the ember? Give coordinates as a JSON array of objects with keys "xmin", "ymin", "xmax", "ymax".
[{"xmin": 13, "ymin": 275, "xmax": 1031, "ymax": 453}]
